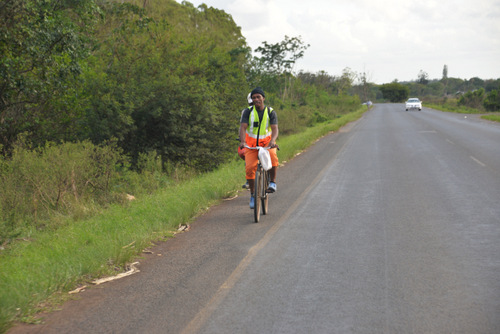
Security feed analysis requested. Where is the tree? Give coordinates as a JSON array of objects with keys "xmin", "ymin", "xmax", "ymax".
[
  {"xmin": 458, "ymin": 88, "xmax": 485, "ymax": 109},
  {"xmin": 447, "ymin": 77, "xmax": 466, "ymax": 94},
  {"xmin": 1, "ymin": 0, "xmax": 250, "ymax": 172},
  {"xmin": 0, "ymin": 0, "xmax": 100, "ymax": 155},
  {"xmin": 254, "ymin": 35, "xmax": 309, "ymax": 100},
  {"xmin": 379, "ymin": 83, "xmax": 409, "ymax": 102},
  {"xmin": 483, "ymin": 88, "xmax": 500, "ymax": 111},
  {"xmin": 484, "ymin": 79, "xmax": 500, "ymax": 93},
  {"xmin": 332, "ymin": 67, "xmax": 356, "ymax": 96},
  {"xmin": 84, "ymin": 1, "xmax": 249, "ymax": 171},
  {"xmin": 355, "ymin": 70, "xmax": 373, "ymax": 102},
  {"xmin": 442, "ymin": 64, "xmax": 449, "ymax": 95},
  {"xmin": 427, "ymin": 81, "xmax": 445, "ymax": 97},
  {"xmin": 255, "ymin": 35, "xmax": 309, "ymax": 75},
  {"xmin": 417, "ymin": 70, "xmax": 429, "ymax": 85},
  {"xmin": 465, "ymin": 77, "xmax": 485, "ymax": 91}
]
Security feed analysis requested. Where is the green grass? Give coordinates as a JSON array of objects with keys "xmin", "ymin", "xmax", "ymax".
[
  {"xmin": 0, "ymin": 107, "xmax": 367, "ymax": 333},
  {"xmin": 481, "ymin": 114, "xmax": 500, "ymax": 122},
  {"xmin": 425, "ymin": 102, "xmax": 484, "ymax": 114},
  {"xmin": 425, "ymin": 102, "xmax": 500, "ymax": 123}
]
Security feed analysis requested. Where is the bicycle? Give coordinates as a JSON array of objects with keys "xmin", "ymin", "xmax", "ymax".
[{"xmin": 244, "ymin": 145, "xmax": 276, "ymax": 223}]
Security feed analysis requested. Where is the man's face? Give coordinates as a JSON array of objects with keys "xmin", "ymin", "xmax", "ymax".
[{"xmin": 251, "ymin": 94, "xmax": 265, "ymax": 110}]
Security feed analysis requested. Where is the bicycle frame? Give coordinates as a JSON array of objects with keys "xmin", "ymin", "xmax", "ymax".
[{"xmin": 245, "ymin": 146, "xmax": 271, "ymax": 222}]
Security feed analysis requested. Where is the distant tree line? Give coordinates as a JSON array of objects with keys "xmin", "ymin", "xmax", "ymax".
[{"xmin": 374, "ymin": 66, "xmax": 500, "ymax": 111}]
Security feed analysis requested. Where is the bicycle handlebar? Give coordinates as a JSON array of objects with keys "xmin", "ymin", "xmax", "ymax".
[
  {"xmin": 238, "ymin": 138, "xmax": 279, "ymax": 150},
  {"xmin": 244, "ymin": 145, "xmax": 279, "ymax": 150}
]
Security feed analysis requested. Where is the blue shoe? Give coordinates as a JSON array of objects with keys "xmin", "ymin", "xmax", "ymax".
[
  {"xmin": 267, "ymin": 182, "xmax": 277, "ymax": 193},
  {"xmin": 249, "ymin": 196, "xmax": 255, "ymax": 209}
]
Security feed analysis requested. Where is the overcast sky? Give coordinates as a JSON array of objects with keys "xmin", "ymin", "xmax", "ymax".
[{"xmin": 176, "ymin": 0, "xmax": 500, "ymax": 84}]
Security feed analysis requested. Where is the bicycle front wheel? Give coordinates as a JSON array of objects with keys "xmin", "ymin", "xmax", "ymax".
[
  {"xmin": 262, "ymin": 170, "xmax": 269, "ymax": 215},
  {"xmin": 254, "ymin": 166, "xmax": 262, "ymax": 223}
]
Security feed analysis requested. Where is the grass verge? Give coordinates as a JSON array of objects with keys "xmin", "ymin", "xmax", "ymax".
[
  {"xmin": 481, "ymin": 114, "xmax": 500, "ymax": 122},
  {"xmin": 425, "ymin": 103, "xmax": 483, "ymax": 114},
  {"xmin": 426, "ymin": 103, "xmax": 500, "ymax": 123},
  {"xmin": 0, "ymin": 107, "xmax": 367, "ymax": 333}
]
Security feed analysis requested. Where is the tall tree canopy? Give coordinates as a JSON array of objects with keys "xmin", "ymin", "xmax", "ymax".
[
  {"xmin": 379, "ymin": 82, "xmax": 409, "ymax": 102},
  {"xmin": 0, "ymin": 0, "xmax": 101, "ymax": 154},
  {"xmin": 252, "ymin": 35, "xmax": 309, "ymax": 100},
  {"xmin": 1, "ymin": 0, "xmax": 250, "ymax": 171}
]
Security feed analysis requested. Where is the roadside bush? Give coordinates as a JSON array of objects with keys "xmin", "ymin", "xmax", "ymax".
[
  {"xmin": 458, "ymin": 88, "xmax": 485, "ymax": 110},
  {"xmin": 425, "ymin": 97, "xmax": 485, "ymax": 114},
  {"xmin": 483, "ymin": 89, "xmax": 500, "ymax": 111},
  {"xmin": 0, "ymin": 140, "xmax": 128, "ymax": 242},
  {"xmin": 268, "ymin": 92, "xmax": 361, "ymax": 135},
  {"xmin": 0, "ymin": 140, "xmax": 203, "ymax": 244},
  {"xmin": 116, "ymin": 150, "xmax": 175, "ymax": 197},
  {"xmin": 379, "ymin": 83, "xmax": 409, "ymax": 102}
]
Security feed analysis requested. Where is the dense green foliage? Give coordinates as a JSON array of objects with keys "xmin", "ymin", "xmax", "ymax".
[
  {"xmin": 458, "ymin": 88, "xmax": 485, "ymax": 109},
  {"xmin": 79, "ymin": 1, "xmax": 250, "ymax": 171},
  {"xmin": 0, "ymin": 0, "xmax": 101, "ymax": 155},
  {"xmin": 483, "ymin": 88, "xmax": 500, "ymax": 111},
  {"xmin": 0, "ymin": 139, "xmax": 131, "ymax": 238},
  {"xmin": 379, "ymin": 82, "xmax": 409, "ymax": 102},
  {"xmin": 1, "ymin": 0, "xmax": 249, "ymax": 169}
]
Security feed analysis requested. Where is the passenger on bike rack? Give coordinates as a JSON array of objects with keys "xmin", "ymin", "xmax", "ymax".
[
  {"xmin": 239, "ymin": 87, "xmax": 279, "ymax": 209},
  {"xmin": 238, "ymin": 93, "xmax": 253, "ymax": 190}
]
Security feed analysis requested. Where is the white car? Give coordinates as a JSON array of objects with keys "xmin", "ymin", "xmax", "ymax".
[{"xmin": 405, "ymin": 98, "xmax": 422, "ymax": 111}]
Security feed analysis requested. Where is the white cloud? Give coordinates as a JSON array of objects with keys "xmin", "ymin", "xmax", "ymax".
[{"xmin": 177, "ymin": 0, "xmax": 500, "ymax": 83}]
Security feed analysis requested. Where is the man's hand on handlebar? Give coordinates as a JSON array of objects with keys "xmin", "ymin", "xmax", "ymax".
[
  {"xmin": 268, "ymin": 142, "xmax": 279, "ymax": 150},
  {"xmin": 241, "ymin": 143, "xmax": 279, "ymax": 150}
]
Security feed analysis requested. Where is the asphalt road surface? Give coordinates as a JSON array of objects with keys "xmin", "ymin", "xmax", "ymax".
[{"xmin": 9, "ymin": 104, "xmax": 500, "ymax": 334}]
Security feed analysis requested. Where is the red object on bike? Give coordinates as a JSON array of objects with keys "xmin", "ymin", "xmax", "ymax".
[{"xmin": 238, "ymin": 146, "xmax": 246, "ymax": 160}]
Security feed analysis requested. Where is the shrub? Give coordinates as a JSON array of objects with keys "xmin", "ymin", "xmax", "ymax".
[
  {"xmin": 484, "ymin": 89, "xmax": 500, "ymax": 111},
  {"xmin": 0, "ymin": 140, "xmax": 127, "ymax": 242},
  {"xmin": 379, "ymin": 83, "xmax": 409, "ymax": 102},
  {"xmin": 458, "ymin": 89, "xmax": 485, "ymax": 110}
]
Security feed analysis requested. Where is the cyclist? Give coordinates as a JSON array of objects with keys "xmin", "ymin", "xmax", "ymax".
[
  {"xmin": 239, "ymin": 87, "xmax": 279, "ymax": 209},
  {"xmin": 238, "ymin": 93, "xmax": 253, "ymax": 189}
]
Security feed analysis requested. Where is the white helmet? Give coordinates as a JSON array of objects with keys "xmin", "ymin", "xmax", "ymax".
[{"xmin": 247, "ymin": 93, "xmax": 253, "ymax": 104}]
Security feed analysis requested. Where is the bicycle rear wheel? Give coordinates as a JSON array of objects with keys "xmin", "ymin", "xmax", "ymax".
[
  {"xmin": 254, "ymin": 166, "xmax": 261, "ymax": 223},
  {"xmin": 262, "ymin": 170, "xmax": 269, "ymax": 215}
]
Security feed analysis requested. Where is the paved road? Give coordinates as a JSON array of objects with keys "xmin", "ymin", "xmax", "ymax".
[{"xmin": 10, "ymin": 104, "xmax": 500, "ymax": 334}]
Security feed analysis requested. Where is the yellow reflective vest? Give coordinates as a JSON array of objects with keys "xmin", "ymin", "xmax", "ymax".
[{"xmin": 245, "ymin": 106, "xmax": 273, "ymax": 147}]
